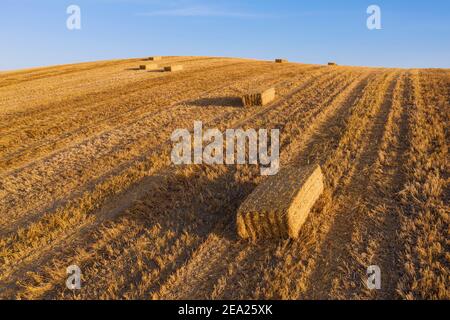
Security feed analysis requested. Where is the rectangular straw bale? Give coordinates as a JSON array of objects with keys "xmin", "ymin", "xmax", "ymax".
[
  {"xmin": 164, "ymin": 65, "xmax": 183, "ymax": 72},
  {"xmin": 328, "ymin": 62, "xmax": 337, "ymax": 66},
  {"xmin": 275, "ymin": 59, "xmax": 288, "ymax": 63},
  {"xmin": 140, "ymin": 64, "xmax": 159, "ymax": 70},
  {"xmin": 237, "ymin": 165, "xmax": 324, "ymax": 240},
  {"xmin": 241, "ymin": 87, "xmax": 276, "ymax": 107},
  {"xmin": 149, "ymin": 56, "xmax": 162, "ymax": 61}
]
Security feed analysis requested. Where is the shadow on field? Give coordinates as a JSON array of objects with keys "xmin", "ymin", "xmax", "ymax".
[
  {"xmin": 185, "ymin": 96, "xmax": 243, "ymax": 108},
  {"xmin": 120, "ymin": 165, "xmax": 258, "ymax": 298},
  {"xmin": 134, "ymin": 166, "xmax": 256, "ymax": 241}
]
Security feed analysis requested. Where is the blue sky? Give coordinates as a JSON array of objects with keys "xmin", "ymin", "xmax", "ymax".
[{"xmin": 1, "ymin": 0, "xmax": 449, "ymax": 70}]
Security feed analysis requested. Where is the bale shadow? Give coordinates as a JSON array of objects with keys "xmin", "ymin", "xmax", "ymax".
[
  {"xmin": 125, "ymin": 166, "xmax": 257, "ymax": 297},
  {"xmin": 125, "ymin": 68, "xmax": 165, "ymax": 72},
  {"xmin": 185, "ymin": 96, "xmax": 244, "ymax": 108},
  {"xmin": 126, "ymin": 165, "xmax": 257, "ymax": 242}
]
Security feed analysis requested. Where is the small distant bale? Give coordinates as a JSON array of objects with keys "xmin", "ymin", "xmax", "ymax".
[
  {"xmin": 140, "ymin": 64, "xmax": 159, "ymax": 70},
  {"xmin": 164, "ymin": 65, "xmax": 183, "ymax": 72},
  {"xmin": 148, "ymin": 56, "xmax": 162, "ymax": 61},
  {"xmin": 275, "ymin": 59, "xmax": 288, "ymax": 63},
  {"xmin": 241, "ymin": 87, "xmax": 276, "ymax": 107},
  {"xmin": 237, "ymin": 165, "xmax": 324, "ymax": 240},
  {"xmin": 328, "ymin": 62, "xmax": 338, "ymax": 66}
]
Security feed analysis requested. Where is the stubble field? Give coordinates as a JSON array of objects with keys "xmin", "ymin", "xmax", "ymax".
[{"xmin": 0, "ymin": 56, "xmax": 448, "ymax": 299}]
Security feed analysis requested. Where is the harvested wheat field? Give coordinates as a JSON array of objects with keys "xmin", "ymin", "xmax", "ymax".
[{"xmin": 0, "ymin": 56, "xmax": 448, "ymax": 300}]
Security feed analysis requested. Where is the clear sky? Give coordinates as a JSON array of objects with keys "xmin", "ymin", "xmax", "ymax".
[{"xmin": 1, "ymin": 0, "xmax": 449, "ymax": 70}]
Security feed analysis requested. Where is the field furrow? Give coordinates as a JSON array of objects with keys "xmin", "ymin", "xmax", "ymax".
[
  {"xmin": 395, "ymin": 69, "xmax": 449, "ymax": 299},
  {"xmin": 240, "ymin": 70, "xmax": 401, "ymax": 300}
]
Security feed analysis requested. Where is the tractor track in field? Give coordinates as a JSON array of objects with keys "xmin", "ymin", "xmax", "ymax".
[
  {"xmin": 222, "ymin": 70, "xmax": 401, "ymax": 300},
  {"xmin": 302, "ymin": 71, "xmax": 402, "ymax": 299},
  {"xmin": 0, "ymin": 60, "xmax": 131, "ymax": 88},
  {"xmin": 394, "ymin": 70, "xmax": 449, "ymax": 300},
  {"xmin": 326, "ymin": 72, "xmax": 412, "ymax": 299},
  {"xmin": 0, "ymin": 57, "xmax": 239, "ymax": 149}
]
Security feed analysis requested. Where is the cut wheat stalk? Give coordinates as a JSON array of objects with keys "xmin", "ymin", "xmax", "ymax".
[
  {"xmin": 140, "ymin": 64, "xmax": 159, "ymax": 70},
  {"xmin": 241, "ymin": 87, "xmax": 276, "ymax": 107},
  {"xmin": 164, "ymin": 65, "xmax": 183, "ymax": 72},
  {"xmin": 237, "ymin": 165, "xmax": 324, "ymax": 240}
]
